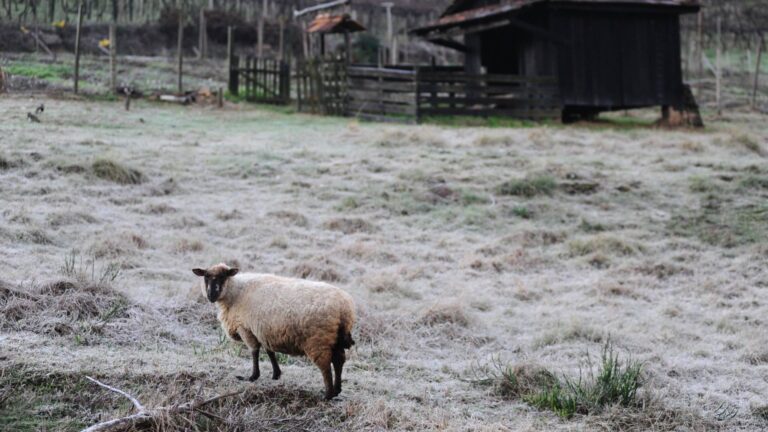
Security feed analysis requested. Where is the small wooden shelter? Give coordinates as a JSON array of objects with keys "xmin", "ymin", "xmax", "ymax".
[
  {"xmin": 412, "ymin": 0, "xmax": 701, "ymax": 121},
  {"xmin": 307, "ymin": 13, "xmax": 366, "ymax": 57}
]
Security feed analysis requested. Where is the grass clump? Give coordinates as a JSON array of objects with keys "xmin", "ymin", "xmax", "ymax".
[
  {"xmin": 92, "ymin": 159, "xmax": 145, "ymax": 185},
  {"xmin": 568, "ymin": 235, "xmax": 640, "ymax": 257},
  {"xmin": 669, "ymin": 202, "xmax": 768, "ymax": 248},
  {"xmin": 5, "ymin": 63, "xmax": 70, "ymax": 80},
  {"xmin": 488, "ymin": 343, "xmax": 643, "ymax": 419},
  {"xmin": 497, "ymin": 175, "xmax": 556, "ymax": 197}
]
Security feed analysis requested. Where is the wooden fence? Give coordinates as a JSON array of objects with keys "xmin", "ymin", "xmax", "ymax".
[
  {"xmin": 228, "ymin": 56, "xmax": 290, "ymax": 104},
  {"xmin": 346, "ymin": 66, "xmax": 419, "ymax": 123},
  {"xmin": 295, "ymin": 58, "xmax": 347, "ymax": 116},
  {"xmin": 417, "ymin": 71, "xmax": 560, "ymax": 120},
  {"xmin": 227, "ymin": 58, "xmax": 561, "ymax": 122}
]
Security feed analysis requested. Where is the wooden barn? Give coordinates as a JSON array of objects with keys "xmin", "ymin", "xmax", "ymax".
[{"xmin": 411, "ymin": 0, "xmax": 701, "ymax": 122}]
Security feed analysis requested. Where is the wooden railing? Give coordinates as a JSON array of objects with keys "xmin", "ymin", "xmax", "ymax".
[
  {"xmin": 226, "ymin": 59, "xmax": 561, "ymax": 122},
  {"xmin": 417, "ymin": 71, "xmax": 560, "ymax": 120},
  {"xmin": 228, "ymin": 56, "xmax": 290, "ymax": 105},
  {"xmin": 346, "ymin": 65, "xmax": 419, "ymax": 123}
]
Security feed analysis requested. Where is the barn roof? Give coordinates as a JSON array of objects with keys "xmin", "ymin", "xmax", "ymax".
[
  {"xmin": 412, "ymin": 0, "xmax": 699, "ymax": 36},
  {"xmin": 307, "ymin": 13, "xmax": 366, "ymax": 34},
  {"xmin": 443, "ymin": 0, "xmax": 700, "ymax": 16}
]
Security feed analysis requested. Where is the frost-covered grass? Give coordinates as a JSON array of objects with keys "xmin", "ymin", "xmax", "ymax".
[{"xmin": 1, "ymin": 95, "xmax": 767, "ymax": 431}]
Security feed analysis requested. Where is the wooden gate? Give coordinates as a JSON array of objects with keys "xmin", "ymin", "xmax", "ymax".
[
  {"xmin": 295, "ymin": 58, "xmax": 347, "ymax": 115},
  {"xmin": 228, "ymin": 56, "xmax": 290, "ymax": 104}
]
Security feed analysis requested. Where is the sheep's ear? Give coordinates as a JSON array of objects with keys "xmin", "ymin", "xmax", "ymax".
[
  {"xmin": 192, "ymin": 268, "xmax": 206, "ymax": 277},
  {"xmin": 227, "ymin": 268, "xmax": 239, "ymax": 277}
]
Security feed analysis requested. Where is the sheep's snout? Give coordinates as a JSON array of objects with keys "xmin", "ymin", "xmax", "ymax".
[{"xmin": 206, "ymin": 283, "xmax": 222, "ymax": 302}]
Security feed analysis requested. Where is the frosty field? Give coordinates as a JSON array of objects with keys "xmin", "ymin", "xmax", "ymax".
[{"xmin": 1, "ymin": 94, "xmax": 767, "ymax": 431}]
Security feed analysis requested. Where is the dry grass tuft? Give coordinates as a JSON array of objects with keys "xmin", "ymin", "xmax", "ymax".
[
  {"xmin": 420, "ymin": 301, "xmax": 470, "ymax": 327},
  {"xmin": 174, "ymin": 239, "xmax": 204, "ymax": 253},
  {"xmin": 92, "ymin": 159, "xmax": 145, "ymax": 184},
  {"xmin": 568, "ymin": 235, "xmax": 641, "ymax": 257},
  {"xmin": 290, "ymin": 257, "xmax": 343, "ymax": 282},
  {"xmin": 47, "ymin": 211, "xmax": 98, "ymax": 228},
  {"xmin": 0, "ymin": 278, "xmax": 130, "ymax": 337},
  {"xmin": 733, "ymin": 134, "xmax": 765, "ymax": 157},
  {"xmin": 267, "ymin": 210, "xmax": 309, "ymax": 227},
  {"xmin": 364, "ymin": 271, "xmax": 421, "ymax": 299},
  {"xmin": 324, "ymin": 217, "xmax": 376, "ymax": 234},
  {"xmin": 89, "ymin": 233, "xmax": 148, "ymax": 258}
]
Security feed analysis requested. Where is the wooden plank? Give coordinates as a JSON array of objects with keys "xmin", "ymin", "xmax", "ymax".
[
  {"xmin": 348, "ymin": 78, "xmax": 416, "ymax": 92},
  {"xmin": 347, "ymin": 67, "xmax": 417, "ymax": 79},
  {"xmin": 349, "ymin": 89, "xmax": 415, "ymax": 104},
  {"xmin": 419, "ymin": 72, "xmax": 557, "ymax": 84},
  {"xmin": 419, "ymin": 96, "xmax": 560, "ymax": 107},
  {"xmin": 418, "ymin": 83, "xmax": 558, "ymax": 96},
  {"xmin": 419, "ymin": 107, "xmax": 560, "ymax": 119},
  {"xmin": 348, "ymin": 101, "xmax": 416, "ymax": 116},
  {"xmin": 351, "ymin": 113, "xmax": 416, "ymax": 124}
]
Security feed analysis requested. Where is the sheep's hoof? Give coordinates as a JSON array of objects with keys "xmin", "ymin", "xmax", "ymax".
[
  {"xmin": 272, "ymin": 371, "xmax": 281, "ymax": 380},
  {"xmin": 236, "ymin": 374, "xmax": 259, "ymax": 382},
  {"xmin": 324, "ymin": 391, "xmax": 336, "ymax": 400}
]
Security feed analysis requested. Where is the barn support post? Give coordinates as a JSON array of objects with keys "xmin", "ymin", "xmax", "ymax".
[
  {"xmin": 109, "ymin": 23, "xmax": 117, "ymax": 94},
  {"xmin": 73, "ymin": 1, "xmax": 83, "ymax": 94},
  {"xmin": 229, "ymin": 55, "xmax": 239, "ymax": 96},
  {"xmin": 752, "ymin": 34, "xmax": 764, "ymax": 109},
  {"xmin": 383, "ymin": 2, "xmax": 394, "ymax": 65},
  {"xmin": 177, "ymin": 10, "xmax": 184, "ymax": 94},
  {"xmin": 227, "ymin": 26, "xmax": 234, "ymax": 71}
]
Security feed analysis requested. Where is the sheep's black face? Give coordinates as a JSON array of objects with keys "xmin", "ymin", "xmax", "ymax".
[{"xmin": 193, "ymin": 266, "xmax": 239, "ymax": 303}]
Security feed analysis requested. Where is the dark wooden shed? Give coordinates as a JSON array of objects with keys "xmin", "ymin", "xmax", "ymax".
[{"xmin": 412, "ymin": 0, "xmax": 701, "ymax": 121}]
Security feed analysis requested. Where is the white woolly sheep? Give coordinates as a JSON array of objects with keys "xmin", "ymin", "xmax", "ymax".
[{"xmin": 192, "ymin": 263, "xmax": 356, "ymax": 400}]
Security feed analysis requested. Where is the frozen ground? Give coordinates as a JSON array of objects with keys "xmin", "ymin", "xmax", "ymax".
[{"xmin": 1, "ymin": 94, "xmax": 767, "ymax": 431}]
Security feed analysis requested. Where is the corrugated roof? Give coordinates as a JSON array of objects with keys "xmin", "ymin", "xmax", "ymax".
[
  {"xmin": 307, "ymin": 13, "xmax": 366, "ymax": 34},
  {"xmin": 412, "ymin": 0, "xmax": 699, "ymax": 36}
]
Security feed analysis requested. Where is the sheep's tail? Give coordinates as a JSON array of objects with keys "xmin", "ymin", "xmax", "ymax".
[{"xmin": 336, "ymin": 320, "xmax": 355, "ymax": 350}]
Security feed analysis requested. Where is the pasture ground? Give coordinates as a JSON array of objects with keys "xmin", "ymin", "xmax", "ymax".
[{"xmin": 1, "ymin": 94, "xmax": 767, "ymax": 431}]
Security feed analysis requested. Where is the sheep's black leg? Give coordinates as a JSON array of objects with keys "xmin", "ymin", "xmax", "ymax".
[
  {"xmin": 331, "ymin": 347, "xmax": 345, "ymax": 396},
  {"xmin": 236, "ymin": 346, "xmax": 260, "ymax": 382},
  {"xmin": 267, "ymin": 350, "xmax": 281, "ymax": 380}
]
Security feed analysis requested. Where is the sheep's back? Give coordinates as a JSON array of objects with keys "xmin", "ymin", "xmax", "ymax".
[{"xmin": 234, "ymin": 274, "xmax": 355, "ymax": 355}]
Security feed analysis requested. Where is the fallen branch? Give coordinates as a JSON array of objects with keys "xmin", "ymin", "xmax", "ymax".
[{"xmin": 82, "ymin": 376, "xmax": 244, "ymax": 432}]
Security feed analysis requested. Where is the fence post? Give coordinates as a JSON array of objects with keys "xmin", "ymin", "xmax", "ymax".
[
  {"xmin": 752, "ymin": 34, "xmax": 764, "ymax": 109},
  {"xmin": 716, "ymin": 17, "xmax": 721, "ymax": 116},
  {"xmin": 177, "ymin": 10, "xmax": 184, "ymax": 94},
  {"xmin": 73, "ymin": 1, "xmax": 84, "ymax": 94},
  {"xmin": 109, "ymin": 23, "xmax": 117, "ymax": 94},
  {"xmin": 415, "ymin": 66, "xmax": 421, "ymax": 124}
]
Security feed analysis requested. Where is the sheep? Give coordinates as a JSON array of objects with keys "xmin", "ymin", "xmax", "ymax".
[{"xmin": 192, "ymin": 263, "xmax": 356, "ymax": 400}]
